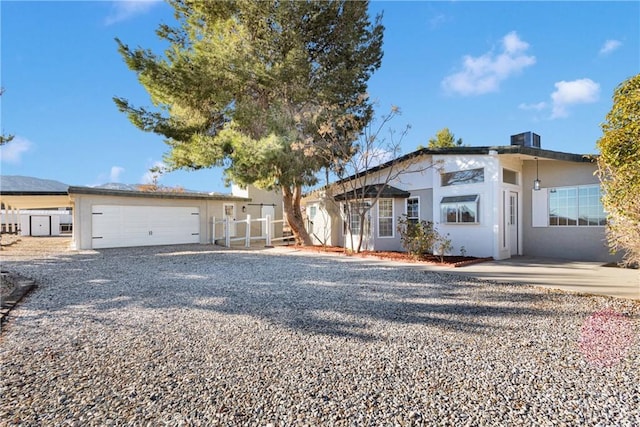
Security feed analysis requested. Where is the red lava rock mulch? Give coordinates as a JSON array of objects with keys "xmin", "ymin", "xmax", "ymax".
[{"xmin": 291, "ymin": 245, "xmax": 492, "ymax": 267}]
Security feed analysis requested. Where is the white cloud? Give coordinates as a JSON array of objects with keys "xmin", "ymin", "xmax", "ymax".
[
  {"xmin": 599, "ymin": 39, "xmax": 622, "ymax": 56},
  {"xmin": 104, "ymin": 0, "xmax": 162, "ymax": 26},
  {"xmin": 518, "ymin": 102, "xmax": 547, "ymax": 111},
  {"xmin": 550, "ymin": 78, "xmax": 600, "ymax": 119},
  {"xmin": 442, "ymin": 31, "xmax": 536, "ymax": 96},
  {"xmin": 0, "ymin": 136, "xmax": 32, "ymax": 164},
  {"xmin": 429, "ymin": 14, "xmax": 448, "ymax": 30},
  {"xmin": 110, "ymin": 166, "xmax": 125, "ymax": 182}
]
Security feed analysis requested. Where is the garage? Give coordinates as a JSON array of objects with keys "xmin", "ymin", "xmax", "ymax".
[
  {"xmin": 68, "ymin": 186, "xmax": 251, "ymax": 250},
  {"xmin": 91, "ymin": 205, "xmax": 200, "ymax": 249}
]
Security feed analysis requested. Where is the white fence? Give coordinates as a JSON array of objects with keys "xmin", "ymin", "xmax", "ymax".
[{"xmin": 212, "ymin": 214, "xmax": 292, "ymax": 247}]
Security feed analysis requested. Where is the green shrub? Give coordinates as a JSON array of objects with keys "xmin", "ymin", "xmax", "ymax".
[
  {"xmin": 435, "ymin": 233, "xmax": 453, "ymax": 263},
  {"xmin": 397, "ymin": 215, "xmax": 439, "ymax": 259}
]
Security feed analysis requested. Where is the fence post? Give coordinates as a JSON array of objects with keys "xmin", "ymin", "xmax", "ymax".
[
  {"xmin": 245, "ymin": 215, "xmax": 251, "ymax": 248},
  {"xmin": 225, "ymin": 217, "xmax": 231, "ymax": 247},
  {"xmin": 265, "ymin": 214, "xmax": 272, "ymax": 247},
  {"xmin": 211, "ymin": 216, "xmax": 216, "ymax": 244}
]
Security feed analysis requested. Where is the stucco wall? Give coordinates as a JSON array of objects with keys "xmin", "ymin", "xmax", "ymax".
[
  {"xmin": 71, "ymin": 193, "xmax": 244, "ymax": 250},
  {"xmin": 233, "ymin": 185, "xmax": 284, "ymax": 239},
  {"xmin": 521, "ymin": 158, "xmax": 620, "ymax": 262},
  {"xmin": 432, "ymin": 155, "xmax": 500, "ymax": 259}
]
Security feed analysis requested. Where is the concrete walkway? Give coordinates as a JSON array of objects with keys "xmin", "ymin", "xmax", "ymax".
[
  {"xmin": 268, "ymin": 247, "xmax": 640, "ymax": 301},
  {"xmin": 450, "ymin": 256, "xmax": 640, "ymax": 301}
]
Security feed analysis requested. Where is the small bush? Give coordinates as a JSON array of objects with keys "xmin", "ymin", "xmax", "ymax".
[
  {"xmin": 397, "ymin": 215, "xmax": 446, "ymax": 259},
  {"xmin": 435, "ymin": 233, "xmax": 453, "ymax": 263}
]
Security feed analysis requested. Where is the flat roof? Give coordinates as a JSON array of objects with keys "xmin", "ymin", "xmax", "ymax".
[
  {"xmin": 67, "ymin": 186, "xmax": 250, "ymax": 202},
  {"xmin": 0, "ymin": 192, "xmax": 71, "ymax": 209}
]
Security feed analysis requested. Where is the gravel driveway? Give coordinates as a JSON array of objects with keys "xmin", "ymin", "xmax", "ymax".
[{"xmin": 1, "ymin": 238, "xmax": 639, "ymax": 425}]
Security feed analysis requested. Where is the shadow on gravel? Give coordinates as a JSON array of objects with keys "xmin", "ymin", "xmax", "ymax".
[{"xmin": 2, "ymin": 244, "xmax": 562, "ymax": 341}]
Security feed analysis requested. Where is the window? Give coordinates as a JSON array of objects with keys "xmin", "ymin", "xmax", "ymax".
[
  {"xmin": 343, "ymin": 202, "xmax": 370, "ymax": 235},
  {"xmin": 503, "ymin": 169, "xmax": 518, "ymax": 185},
  {"xmin": 378, "ymin": 199, "xmax": 393, "ymax": 237},
  {"xmin": 441, "ymin": 168, "xmax": 484, "ymax": 186},
  {"xmin": 441, "ymin": 195, "xmax": 479, "ymax": 224},
  {"xmin": 406, "ymin": 197, "xmax": 419, "ymax": 223},
  {"xmin": 308, "ymin": 205, "xmax": 317, "ymax": 220},
  {"xmin": 549, "ymin": 185, "xmax": 605, "ymax": 226}
]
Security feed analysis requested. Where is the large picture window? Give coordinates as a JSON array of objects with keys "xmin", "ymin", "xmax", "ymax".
[
  {"xmin": 549, "ymin": 185, "xmax": 605, "ymax": 226},
  {"xmin": 441, "ymin": 195, "xmax": 479, "ymax": 224},
  {"xmin": 441, "ymin": 168, "xmax": 484, "ymax": 186},
  {"xmin": 378, "ymin": 199, "xmax": 394, "ymax": 237}
]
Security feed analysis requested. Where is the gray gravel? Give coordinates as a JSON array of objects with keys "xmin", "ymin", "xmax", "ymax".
[{"xmin": 1, "ymin": 241, "xmax": 639, "ymax": 426}]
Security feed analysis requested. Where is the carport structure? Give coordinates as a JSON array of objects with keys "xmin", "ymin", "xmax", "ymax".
[{"xmin": 0, "ymin": 190, "xmax": 71, "ymax": 235}]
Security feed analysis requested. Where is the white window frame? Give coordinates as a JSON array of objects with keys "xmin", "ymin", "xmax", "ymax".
[
  {"xmin": 377, "ymin": 199, "xmax": 394, "ymax": 238},
  {"xmin": 548, "ymin": 184, "xmax": 606, "ymax": 227},
  {"xmin": 342, "ymin": 201, "xmax": 371, "ymax": 236},
  {"xmin": 441, "ymin": 195, "xmax": 480, "ymax": 224},
  {"xmin": 406, "ymin": 197, "xmax": 420, "ymax": 223},
  {"xmin": 308, "ymin": 205, "xmax": 317, "ymax": 220},
  {"xmin": 441, "ymin": 168, "xmax": 485, "ymax": 187},
  {"xmin": 502, "ymin": 168, "xmax": 519, "ymax": 185}
]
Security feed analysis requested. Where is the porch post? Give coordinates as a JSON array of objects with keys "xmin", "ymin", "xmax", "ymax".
[
  {"xmin": 245, "ymin": 215, "xmax": 251, "ymax": 248},
  {"xmin": 265, "ymin": 214, "xmax": 272, "ymax": 247},
  {"xmin": 225, "ymin": 217, "xmax": 231, "ymax": 247}
]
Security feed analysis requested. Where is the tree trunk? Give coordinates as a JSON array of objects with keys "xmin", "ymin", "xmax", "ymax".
[{"xmin": 282, "ymin": 184, "xmax": 313, "ymax": 246}]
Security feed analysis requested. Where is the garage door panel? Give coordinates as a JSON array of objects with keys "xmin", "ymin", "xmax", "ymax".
[{"xmin": 92, "ymin": 205, "xmax": 200, "ymax": 249}]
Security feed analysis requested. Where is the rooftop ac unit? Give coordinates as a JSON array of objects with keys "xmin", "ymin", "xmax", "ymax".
[{"xmin": 510, "ymin": 132, "xmax": 540, "ymax": 148}]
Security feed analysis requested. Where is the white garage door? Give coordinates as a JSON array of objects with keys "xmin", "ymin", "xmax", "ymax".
[{"xmin": 91, "ymin": 205, "xmax": 200, "ymax": 249}]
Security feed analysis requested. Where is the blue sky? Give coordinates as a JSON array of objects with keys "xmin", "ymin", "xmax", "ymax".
[{"xmin": 1, "ymin": 1, "xmax": 638, "ymax": 193}]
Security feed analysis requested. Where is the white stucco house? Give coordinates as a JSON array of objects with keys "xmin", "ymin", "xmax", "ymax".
[{"xmin": 303, "ymin": 132, "xmax": 618, "ymax": 263}]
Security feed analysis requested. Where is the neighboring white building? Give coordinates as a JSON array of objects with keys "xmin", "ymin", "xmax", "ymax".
[
  {"xmin": 303, "ymin": 133, "xmax": 617, "ymax": 262},
  {"xmin": 0, "ymin": 208, "xmax": 72, "ymax": 236}
]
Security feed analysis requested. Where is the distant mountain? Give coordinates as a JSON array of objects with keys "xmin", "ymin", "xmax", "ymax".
[
  {"xmin": 94, "ymin": 182, "xmax": 211, "ymax": 194},
  {"xmin": 95, "ymin": 182, "xmax": 142, "ymax": 191},
  {"xmin": 0, "ymin": 176, "xmax": 215, "ymax": 195},
  {"xmin": 0, "ymin": 175, "xmax": 69, "ymax": 192}
]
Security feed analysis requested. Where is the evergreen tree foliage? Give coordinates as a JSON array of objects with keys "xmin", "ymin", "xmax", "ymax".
[
  {"xmin": 425, "ymin": 128, "xmax": 462, "ymax": 149},
  {"xmin": 596, "ymin": 73, "xmax": 640, "ymax": 266},
  {"xmin": 114, "ymin": 0, "xmax": 384, "ymax": 245}
]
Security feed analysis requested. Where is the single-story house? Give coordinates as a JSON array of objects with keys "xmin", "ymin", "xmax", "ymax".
[
  {"xmin": 303, "ymin": 132, "xmax": 619, "ymax": 263},
  {"xmin": 1, "ymin": 176, "xmax": 284, "ymax": 250}
]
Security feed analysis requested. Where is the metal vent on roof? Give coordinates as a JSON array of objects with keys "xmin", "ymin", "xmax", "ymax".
[{"xmin": 510, "ymin": 132, "xmax": 540, "ymax": 148}]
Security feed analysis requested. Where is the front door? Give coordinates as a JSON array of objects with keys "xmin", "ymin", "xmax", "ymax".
[
  {"xmin": 508, "ymin": 192, "xmax": 519, "ymax": 255},
  {"xmin": 223, "ymin": 203, "xmax": 236, "ymax": 237}
]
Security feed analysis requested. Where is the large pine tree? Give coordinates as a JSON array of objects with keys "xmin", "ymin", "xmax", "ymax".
[{"xmin": 114, "ymin": 0, "xmax": 384, "ymax": 245}]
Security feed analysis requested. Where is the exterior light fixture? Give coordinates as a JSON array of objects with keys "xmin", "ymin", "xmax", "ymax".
[{"xmin": 533, "ymin": 157, "xmax": 541, "ymax": 191}]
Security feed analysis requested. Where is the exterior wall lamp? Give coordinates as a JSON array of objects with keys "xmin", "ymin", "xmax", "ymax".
[{"xmin": 533, "ymin": 157, "xmax": 541, "ymax": 191}]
